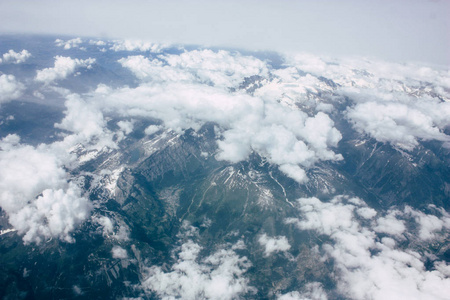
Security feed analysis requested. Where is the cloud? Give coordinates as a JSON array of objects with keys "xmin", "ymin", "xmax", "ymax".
[
  {"xmin": 110, "ymin": 39, "xmax": 169, "ymax": 52},
  {"xmin": 64, "ymin": 57, "xmax": 343, "ymax": 183},
  {"xmin": 53, "ymin": 45, "xmax": 450, "ymax": 189},
  {"xmin": 258, "ymin": 233, "xmax": 291, "ymax": 256},
  {"xmin": 94, "ymin": 215, "xmax": 130, "ymax": 241},
  {"xmin": 116, "ymin": 120, "xmax": 134, "ymax": 140},
  {"xmin": 35, "ymin": 55, "xmax": 95, "ymax": 85},
  {"xmin": 87, "ymin": 48, "xmax": 344, "ymax": 183},
  {"xmin": 118, "ymin": 55, "xmax": 194, "ymax": 83},
  {"xmin": 55, "ymin": 38, "xmax": 83, "ymax": 50},
  {"xmin": 54, "ymin": 93, "xmax": 117, "ymax": 150},
  {"xmin": 373, "ymin": 210, "xmax": 406, "ymax": 237},
  {"xmin": 162, "ymin": 49, "xmax": 269, "ymax": 88},
  {"xmin": 278, "ymin": 282, "xmax": 328, "ymax": 300},
  {"xmin": 112, "ymin": 246, "xmax": 128, "ymax": 259},
  {"xmin": 346, "ymin": 99, "xmax": 450, "ymax": 151},
  {"xmin": 0, "ymin": 49, "xmax": 31, "ymax": 64},
  {"xmin": 0, "ymin": 135, "xmax": 92, "ymax": 244},
  {"xmin": 141, "ymin": 238, "xmax": 255, "ymax": 300},
  {"xmin": 404, "ymin": 206, "xmax": 450, "ymax": 240},
  {"xmin": 281, "ymin": 52, "xmax": 450, "ymax": 151},
  {"xmin": 278, "ymin": 164, "xmax": 308, "ymax": 184},
  {"xmin": 88, "ymin": 39, "xmax": 106, "ymax": 46},
  {"xmin": 144, "ymin": 124, "xmax": 162, "ymax": 136},
  {"xmin": 286, "ymin": 195, "xmax": 450, "ymax": 300},
  {"xmin": 119, "ymin": 49, "xmax": 269, "ymax": 88},
  {"xmin": 0, "ymin": 74, "xmax": 25, "ymax": 103}
]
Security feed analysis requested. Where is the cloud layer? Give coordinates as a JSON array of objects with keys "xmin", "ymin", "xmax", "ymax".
[{"xmin": 56, "ymin": 49, "xmax": 344, "ymax": 183}]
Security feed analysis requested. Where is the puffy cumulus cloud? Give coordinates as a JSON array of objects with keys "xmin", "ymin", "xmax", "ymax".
[
  {"xmin": 144, "ymin": 124, "xmax": 162, "ymax": 136},
  {"xmin": 253, "ymin": 65, "xmax": 335, "ymax": 112},
  {"xmin": 110, "ymin": 39, "xmax": 169, "ymax": 52},
  {"xmin": 73, "ymin": 80, "xmax": 342, "ymax": 183},
  {"xmin": 35, "ymin": 56, "xmax": 95, "ymax": 85},
  {"xmin": 0, "ymin": 49, "xmax": 31, "ymax": 64},
  {"xmin": 118, "ymin": 55, "xmax": 194, "ymax": 83},
  {"xmin": 288, "ymin": 53, "xmax": 450, "ymax": 92},
  {"xmin": 141, "ymin": 239, "xmax": 255, "ymax": 300},
  {"xmin": 404, "ymin": 206, "xmax": 450, "ymax": 241},
  {"xmin": 281, "ymin": 52, "xmax": 450, "ymax": 151},
  {"xmin": 278, "ymin": 164, "xmax": 308, "ymax": 184},
  {"xmin": 54, "ymin": 94, "xmax": 117, "ymax": 150},
  {"xmin": 373, "ymin": 210, "xmax": 406, "ymax": 237},
  {"xmin": 55, "ymin": 38, "xmax": 83, "ymax": 50},
  {"xmin": 15, "ymin": 184, "xmax": 91, "ymax": 244},
  {"xmin": 0, "ymin": 135, "xmax": 91, "ymax": 244},
  {"xmin": 163, "ymin": 49, "xmax": 269, "ymax": 88},
  {"xmin": 120, "ymin": 49, "xmax": 269, "ymax": 89},
  {"xmin": 0, "ymin": 74, "xmax": 25, "ymax": 103},
  {"xmin": 346, "ymin": 98, "xmax": 450, "ymax": 151},
  {"xmin": 88, "ymin": 39, "xmax": 106, "ymax": 46},
  {"xmin": 285, "ymin": 196, "xmax": 370, "ymax": 237},
  {"xmin": 54, "ymin": 49, "xmax": 346, "ymax": 183},
  {"xmin": 286, "ymin": 195, "xmax": 450, "ymax": 300},
  {"xmin": 112, "ymin": 246, "xmax": 128, "ymax": 259},
  {"xmin": 258, "ymin": 233, "xmax": 291, "ymax": 256},
  {"xmin": 278, "ymin": 282, "xmax": 328, "ymax": 300},
  {"xmin": 94, "ymin": 215, "xmax": 130, "ymax": 241},
  {"xmin": 117, "ymin": 120, "xmax": 134, "ymax": 135}
]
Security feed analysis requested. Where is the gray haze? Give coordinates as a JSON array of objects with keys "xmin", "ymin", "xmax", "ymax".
[{"xmin": 0, "ymin": 0, "xmax": 449, "ymax": 66}]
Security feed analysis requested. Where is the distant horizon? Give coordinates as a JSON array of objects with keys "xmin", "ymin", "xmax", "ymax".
[
  {"xmin": 0, "ymin": 0, "xmax": 448, "ymax": 67},
  {"xmin": 0, "ymin": 32, "xmax": 448, "ymax": 72}
]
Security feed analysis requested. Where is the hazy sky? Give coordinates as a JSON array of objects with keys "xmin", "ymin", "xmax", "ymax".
[{"xmin": 0, "ymin": 0, "xmax": 448, "ymax": 66}]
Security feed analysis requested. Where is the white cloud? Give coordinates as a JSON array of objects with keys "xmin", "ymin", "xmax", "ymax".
[
  {"xmin": 88, "ymin": 39, "xmax": 106, "ymax": 46},
  {"xmin": 66, "ymin": 68, "xmax": 342, "ymax": 183},
  {"xmin": 144, "ymin": 124, "xmax": 162, "ymax": 136},
  {"xmin": 0, "ymin": 49, "xmax": 31, "ymax": 64},
  {"xmin": 278, "ymin": 164, "xmax": 308, "ymax": 184},
  {"xmin": 119, "ymin": 49, "xmax": 269, "ymax": 89},
  {"xmin": 0, "ymin": 74, "xmax": 25, "ymax": 103},
  {"xmin": 42, "ymin": 48, "xmax": 353, "ymax": 185},
  {"xmin": 17, "ymin": 183, "xmax": 91, "ymax": 244},
  {"xmin": 404, "ymin": 206, "xmax": 450, "ymax": 240},
  {"xmin": 54, "ymin": 46, "xmax": 450, "ymax": 188},
  {"xmin": 112, "ymin": 246, "xmax": 128, "ymax": 259},
  {"xmin": 117, "ymin": 120, "xmax": 134, "ymax": 136},
  {"xmin": 281, "ymin": 52, "xmax": 450, "ymax": 151},
  {"xmin": 94, "ymin": 215, "xmax": 130, "ymax": 241},
  {"xmin": 141, "ymin": 239, "xmax": 255, "ymax": 300},
  {"xmin": 278, "ymin": 282, "xmax": 328, "ymax": 300},
  {"xmin": 374, "ymin": 210, "xmax": 406, "ymax": 237},
  {"xmin": 258, "ymin": 234, "xmax": 291, "ymax": 256},
  {"xmin": 356, "ymin": 207, "xmax": 377, "ymax": 219},
  {"xmin": 55, "ymin": 38, "xmax": 83, "ymax": 50},
  {"xmin": 162, "ymin": 49, "xmax": 269, "ymax": 88},
  {"xmin": 110, "ymin": 39, "xmax": 168, "ymax": 52},
  {"xmin": 54, "ymin": 94, "xmax": 117, "ymax": 150},
  {"xmin": 0, "ymin": 135, "xmax": 92, "ymax": 244},
  {"xmin": 35, "ymin": 56, "xmax": 95, "ymax": 85},
  {"xmin": 285, "ymin": 196, "xmax": 364, "ymax": 236},
  {"xmin": 286, "ymin": 195, "xmax": 450, "ymax": 300},
  {"xmin": 346, "ymin": 99, "xmax": 450, "ymax": 151},
  {"xmin": 119, "ymin": 55, "xmax": 194, "ymax": 83}
]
